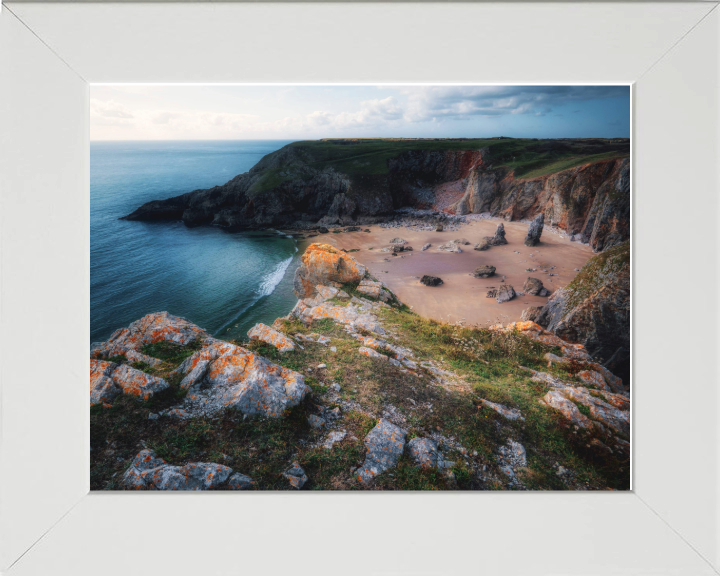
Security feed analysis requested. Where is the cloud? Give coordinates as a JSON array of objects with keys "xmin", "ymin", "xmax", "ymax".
[
  {"xmin": 90, "ymin": 99, "xmax": 135, "ymax": 126},
  {"xmin": 403, "ymin": 86, "xmax": 628, "ymax": 122}
]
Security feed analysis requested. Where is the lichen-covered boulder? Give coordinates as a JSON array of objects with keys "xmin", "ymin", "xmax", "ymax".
[
  {"xmin": 524, "ymin": 213, "xmax": 545, "ymax": 246},
  {"xmin": 90, "ymin": 359, "xmax": 169, "ymax": 405},
  {"xmin": 357, "ymin": 419, "xmax": 407, "ymax": 484},
  {"xmin": 247, "ymin": 323, "xmax": 296, "ymax": 353},
  {"xmin": 293, "ymin": 243, "xmax": 367, "ymax": 299},
  {"xmin": 227, "ymin": 473, "xmax": 255, "ymax": 490},
  {"xmin": 359, "ymin": 346, "xmax": 386, "ymax": 360},
  {"xmin": 123, "ymin": 449, "xmax": 233, "ymax": 490},
  {"xmin": 406, "ymin": 437, "xmax": 439, "ymax": 469},
  {"xmin": 283, "ymin": 462, "xmax": 308, "ymax": 489},
  {"xmin": 91, "ymin": 311, "xmax": 208, "ymax": 359}
]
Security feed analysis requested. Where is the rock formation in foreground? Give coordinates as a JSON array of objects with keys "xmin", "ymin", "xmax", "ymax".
[
  {"xmin": 474, "ymin": 223, "xmax": 508, "ymax": 251},
  {"xmin": 536, "ymin": 241, "xmax": 630, "ymax": 385}
]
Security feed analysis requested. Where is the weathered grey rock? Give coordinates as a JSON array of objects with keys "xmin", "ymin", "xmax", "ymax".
[
  {"xmin": 389, "ymin": 237, "xmax": 407, "ymax": 245},
  {"xmin": 481, "ymin": 399, "xmax": 524, "ymax": 421},
  {"xmin": 521, "ymin": 306, "xmax": 544, "ymax": 322},
  {"xmin": 247, "ymin": 323, "xmax": 296, "ymax": 352},
  {"xmin": 421, "ymin": 243, "xmax": 431, "ymax": 251},
  {"xmin": 90, "ymin": 359, "xmax": 169, "ymax": 406},
  {"xmin": 123, "ymin": 450, "xmax": 233, "ymax": 490},
  {"xmin": 308, "ymin": 414, "xmax": 326, "ymax": 429},
  {"xmin": 227, "ymin": 473, "xmax": 255, "ymax": 490},
  {"xmin": 523, "ymin": 277, "xmax": 550, "ymax": 297},
  {"xmin": 357, "ymin": 278, "xmax": 393, "ymax": 302},
  {"xmin": 474, "ymin": 238, "xmax": 492, "ymax": 251},
  {"xmin": 283, "ymin": 462, "xmax": 308, "ymax": 489},
  {"xmin": 421, "ymin": 275, "xmax": 443, "ymax": 286},
  {"xmin": 472, "ymin": 265, "xmax": 496, "ymax": 279},
  {"xmin": 406, "ymin": 437, "xmax": 439, "ymax": 469},
  {"xmin": 323, "ymin": 430, "xmax": 347, "ymax": 449},
  {"xmin": 495, "ymin": 284, "xmax": 516, "ymax": 303},
  {"xmin": 524, "ymin": 213, "xmax": 545, "ymax": 247},
  {"xmin": 170, "ymin": 338, "xmax": 308, "ymax": 418},
  {"xmin": 453, "ymin": 238, "xmax": 471, "ymax": 245},
  {"xmin": 435, "ymin": 224, "xmax": 444, "ymax": 232},
  {"xmin": 91, "ymin": 311, "xmax": 209, "ymax": 360},
  {"xmin": 492, "ymin": 223, "xmax": 508, "ymax": 245},
  {"xmin": 437, "ymin": 241, "xmax": 462, "ymax": 253},
  {"xmin": 357, "ymin": 419, "xmax": 407, "ymax": 484}
]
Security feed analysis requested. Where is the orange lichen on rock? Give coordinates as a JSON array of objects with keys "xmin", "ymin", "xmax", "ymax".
[
  {"xmin": 247, "ymin": 323, "xmax": 296, "ymax": 353},
  {"xmin": 293, "ymin": 243, "xmax": 367, "ymax": 299},
  {"xmin": 90, "ymin": 358, "xmax": 169, "ymax": 406}
]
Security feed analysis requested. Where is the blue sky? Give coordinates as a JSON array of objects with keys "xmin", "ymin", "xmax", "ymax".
[{"xmin": 90, "ymin": 85, "xmax": 630, "ymax": 141}]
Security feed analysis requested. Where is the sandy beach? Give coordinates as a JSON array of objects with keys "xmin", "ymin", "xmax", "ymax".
[{"xmin": 313, "ymin": 218, "xmax": 594, "ymax": 327}]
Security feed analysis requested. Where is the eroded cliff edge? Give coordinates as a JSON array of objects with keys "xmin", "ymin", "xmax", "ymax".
[{"xmin": 123, "ymin": 138, "xmax": 629, "ymax": 252}]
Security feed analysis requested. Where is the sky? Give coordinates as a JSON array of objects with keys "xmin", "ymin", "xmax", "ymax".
[{"xmin": 90, "ymin": 85, "xmax": 631, "ymax": 141}]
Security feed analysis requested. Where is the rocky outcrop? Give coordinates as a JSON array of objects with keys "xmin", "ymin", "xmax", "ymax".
[
  {"xmin": 406, "ymin": 437, "xmax": 439, "ymax": 469},
  {"xmin": 293, "ymin": 243, "xmax": 367, "ymax": 299},
  {"xmin": 123, "ymin": 449, "xmax": 250, "ymax": 490},
  {"xmin": 437, "ymin": 241, "xmax": 462, "ymax": 253},
  {"xmin": 247, "ymin": 323, "xmax": 296, "ymax": 352},
  {"xmin": 356, "ymin": 279, "xmax": 393, "ymax": 302},
  {"xmin": 356, "ymin": 419, "xmax": 407, "ymax": 484},
  {"xmin": 521, "ymin": 306, "xmax": 543, "ymax": 322},
  {"xmin": 474, "ymin": 223, "xmax": 508, "ymax": 251},
  {"xmin": 536, "ymin": 242, "xmax": 630, "ymax": 386},
  {"xmin": 91, "ymin": 311, "xmax": 208, "ymax": 361},
  {"xmin": 524, "ymin": 213, "xmax": 544, "ymax": 246},
  {"xmin": 90, "ymin": 359, "xmax": 169, "ymax": 405},
  {"xmin": 171, "ymin": 338, "xmax": 308, "ymax": 418}
]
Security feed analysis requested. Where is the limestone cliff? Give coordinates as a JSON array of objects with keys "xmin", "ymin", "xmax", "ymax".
[{"xmin": 124, "ymin": 138, "xmax": 629, "ymax": 251}]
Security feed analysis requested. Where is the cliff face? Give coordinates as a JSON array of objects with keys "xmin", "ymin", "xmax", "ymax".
[
  {"xmin": 124, "ymin": 140, "xmax": 629, "ymax": 251},
  {"xmin": 536, "ymin": 242, "xmax": 630, "ymax": 385}
]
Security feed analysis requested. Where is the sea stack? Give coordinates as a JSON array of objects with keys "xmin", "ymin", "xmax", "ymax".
[{"xmin": 525, "ymin": 213, "xmax": 545, "ymax": 247}]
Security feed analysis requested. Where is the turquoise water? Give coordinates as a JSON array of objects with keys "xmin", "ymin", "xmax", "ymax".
[{"xmin": 91, "ymin": 140, "xmax": 299, "ymax": 343}]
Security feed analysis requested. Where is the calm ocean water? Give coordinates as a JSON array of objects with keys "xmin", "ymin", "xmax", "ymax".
[{"xmin": 90, "ymin": 140, "xmax": 299, "ymax": 343}]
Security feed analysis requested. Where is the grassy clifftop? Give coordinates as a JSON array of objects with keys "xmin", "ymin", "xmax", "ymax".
[{"xmin": 283, "ymin": 137, "xmax": 629, "ymax": 179}]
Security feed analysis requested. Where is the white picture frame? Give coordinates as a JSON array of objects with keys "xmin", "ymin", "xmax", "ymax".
[{"xmin": 0, "ymin": 2, "xmax": 718, "ymax": 574}]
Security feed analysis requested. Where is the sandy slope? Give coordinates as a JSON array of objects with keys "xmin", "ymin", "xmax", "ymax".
[{"xmin": 314, "ymin": 218, "xmax": 594, "ymax": 328}]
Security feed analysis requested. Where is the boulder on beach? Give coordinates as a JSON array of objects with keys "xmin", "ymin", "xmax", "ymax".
[
  {"xmin": 435, "ymin": 224, "xmax": 443, "ymax": 232},
  {"xmin": 472, "ymin": 265, "xmax": 496, "ymax": 279},
  {"xmin": 293, "ymin": 243, "xmax": 367, "ymax": 299},
  {"xmin": 421, "ymin": 275, "xmax": 443, "ymax": 286},
  {"xmin": 437, "ymin": 241, "xmax": 462, "ymax": 253},
  {"xmin": 453, "ymin": 238, "xmax": 470, "ymax": 245},
  {"xmin": 474, "ymin": 223, "xmax": 508, "ymax": 251},
  {"xmin": 389, "ymin": 237, "xmax": 407, "ymax": 245},
  {"xmin": 524, "ymin": 213, "xmax": 545, "ymax": 247},
  {"xmin": 488, "ymin": 284, "xmax": 516, "ymax": 303},
  {"xmin": 523, "ymin": 277, "xmax": 550, "ymax": 297},
  {"xmin": 421, "ymin": 243, "xmax": 431, "ymax": 251}
]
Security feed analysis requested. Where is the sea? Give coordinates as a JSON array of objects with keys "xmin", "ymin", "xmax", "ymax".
[{"xmin": 90, "ymin": 139, "xmax": 300, "ymax": 344}]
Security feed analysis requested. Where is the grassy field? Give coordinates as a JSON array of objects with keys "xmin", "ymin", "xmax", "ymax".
[
  {"xmin": 286, "ymin": 137, "xmax": 629, "ymax": 179},
  {"xmin": 91, "ymin": 282, "xmax": 630, "ymax": 491}
]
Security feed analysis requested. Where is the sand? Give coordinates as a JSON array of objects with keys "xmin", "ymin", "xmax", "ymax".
[{"xmin": 311, "ymin": 218, "xmax": 594, "ymax": 328}]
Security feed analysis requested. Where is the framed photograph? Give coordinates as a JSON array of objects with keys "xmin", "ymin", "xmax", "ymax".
[{"xmin": 1, "ymin": 2, "xmax": 718, "ymax": 575}]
